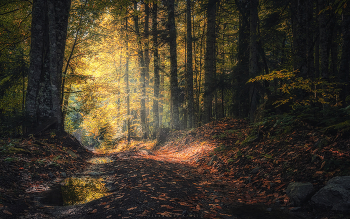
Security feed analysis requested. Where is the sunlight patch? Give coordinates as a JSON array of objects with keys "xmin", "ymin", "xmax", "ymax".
[
  {"xmin": 88, "ymin": 157, "xmax": 113, "ymax": 164},
  {"xmin": 61, "ymin": 177, "xmax": 108, "ymax": 205}
]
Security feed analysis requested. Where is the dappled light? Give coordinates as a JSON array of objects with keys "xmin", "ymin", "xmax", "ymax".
[
  {"xmin": 87, "ymin": 157, "xmax": 113, "ymax": 164},
  {"xmin": 61, "ymin": 177, "xmax": 109, "ymax": 205},
  {"xmin": 1, "ymin": 0, "xmax": 350, "ymax": 218}
]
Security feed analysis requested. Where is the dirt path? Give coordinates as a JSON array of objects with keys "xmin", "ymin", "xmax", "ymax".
[{"xmin": 21, "ymin": 151, "xmax": 240, "ymax": 219}]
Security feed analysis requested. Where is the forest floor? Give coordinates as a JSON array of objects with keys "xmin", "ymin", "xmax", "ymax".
[{"xmin": 0, "ymin": 118, "xmax": 350, "ymax": 218}]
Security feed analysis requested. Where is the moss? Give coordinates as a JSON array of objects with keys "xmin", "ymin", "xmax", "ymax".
[
  {"xmin": 2, "ymin": 147, "xmax": 29, "ymax": 154},
  {"xmin": 61, "ymin": 177, "xmax": 108, "ymax": 205}
]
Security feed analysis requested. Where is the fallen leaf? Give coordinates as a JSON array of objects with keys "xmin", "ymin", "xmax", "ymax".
[
  {"xmin": 157, "ymin": 211, "xmax": 172, "ymax": 216},
  {"xmin": 127, "ymin": 206, "xmax": 137, "ymax": 211},
  {"xmin": 161, "ymin": 205, "xmax": 174, "ymax": 209},
  {"xmin": 90, "ymin": 209, "xmax": 97, "ymax": 214},
  {"xmin": 3, "ymin": 210, "xmax": 12, "ymax": 215},
  {"xmin": 215, "ymin": 205, "xmax": 222, "ymax": 209}
]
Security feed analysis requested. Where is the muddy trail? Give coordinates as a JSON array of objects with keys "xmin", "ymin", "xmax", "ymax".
[{"xmin": 17, "ymin": 150, "xmax": 295, "ymax": 219}]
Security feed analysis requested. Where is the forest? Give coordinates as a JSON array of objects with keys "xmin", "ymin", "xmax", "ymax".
[
  {"xmin": 1, "ymin": 0, "xmax": 350, "ymax": 146},
  {"xmin": 1, "ymin": 0, "xmax": 350, "ymax": 218}
]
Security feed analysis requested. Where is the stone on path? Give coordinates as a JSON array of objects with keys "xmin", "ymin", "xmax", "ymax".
[
  {"xmin": 311, "ymin": 176, "xmax": 350, "ymax": 211},
  {"xmin": 285, "ymin": 182, "xmax": 314, "ymax": 206}
]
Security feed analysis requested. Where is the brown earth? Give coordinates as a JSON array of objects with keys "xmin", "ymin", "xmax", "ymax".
[{"xmin": 0, "ymin": 119, "xmax": 349, "ymax": 219}]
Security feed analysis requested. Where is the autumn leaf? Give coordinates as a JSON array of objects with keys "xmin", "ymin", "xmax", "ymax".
[
  {"xmin": 3, "ymin": 210, "xmax": 12, "ymax": 215},
  {"xmin": 157, "ymin": 211, "xmax": 172, "ymax": 217},
  {"xmin": 160, "ymin": 205, "xmax": 174, "ymax": 209},
  {"xmin": 127, "ymin": 207, "xmax": 137, "ymax": 211},
  {"xmin": 89, "ymin": 209, "xmax": 97, "ymax": 214}
]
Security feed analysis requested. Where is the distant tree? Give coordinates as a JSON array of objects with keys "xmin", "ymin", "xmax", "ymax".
[
  {"xmin": 203, "ymin": 0, "xmax": 219, "ymax": 124},
  {"xmin": 249, "ymin": 0, "xmax": 259, "ymax": 122},
  {"xmin": 152, "ymin": 1, "xmax": 160, "ymax": 137},
  {"xmin": 167, "ymin": 0, "xmax": 180, "ymax": 130},
  {"xmin": 186, "ymin": 0, "xmax": 194, "ymax": 128}
]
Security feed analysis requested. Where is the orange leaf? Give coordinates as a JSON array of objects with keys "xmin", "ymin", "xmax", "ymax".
[
  {"xmin": 90, "ymin": 209, "xmax": 97, "ymax": 214},
  {"xmin": 161, "ymin": 205, "xmax": 174, "ymax": 209},
  {"xmin": 127, "ymin": 207, "xmax": 137, "ymax": 211},
  {"xmin": 3, "ymin": 210, "xmax": 12, "ymax": 215}
]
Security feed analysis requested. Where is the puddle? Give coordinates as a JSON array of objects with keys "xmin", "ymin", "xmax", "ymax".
[{"xmin": 60, "ymin": 177, "xmax": 109, "ymax": 205}]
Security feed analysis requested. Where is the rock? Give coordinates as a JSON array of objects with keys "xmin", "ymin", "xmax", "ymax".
[
  {"xmin": 48, "ymin": 172, "xmax": 55, "ymax": 179},
  {"xmin": 286, "ymin": 182, "xmax": 314, "ymax": 206},
  {"xmin": 250, "ymin": 167, "xmax": 260, "ymax": 174},
  {"xmin": 311, "ymin": 176, "xmax": 350, "ymax": 211},
  {"xmin": 207, "ymin": 155, "xmax": 218, "ymax": 166},
  {"xmin": 60, "ymin": 172, "xmax": 67, "ymax": 178}
]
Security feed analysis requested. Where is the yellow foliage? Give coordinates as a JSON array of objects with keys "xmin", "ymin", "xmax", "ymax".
[{"xmin": 248, "ymin": 70, "xmax": 344, "ymax": 108}]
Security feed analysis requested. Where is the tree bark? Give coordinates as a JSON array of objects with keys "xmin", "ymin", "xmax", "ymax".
[
  {"xmin": 133, "ymin": 1, "xmax": 147, "ymax": 138},
  {"xmin": 319, "ymin": 0, "xmax": 332, "ymax": 79},
  {"xmin": 47, "ymin": 0, "xmax": 62, "ymax": 131},
  {"xmin": 125, "ymin": 17, "xmax": 131, "ymax": 142},
  {"xmin": 25, "ymin": 0, "xmax": 71, "ymax": 134},
  {"xmin": 152, "ymin": 2, "xmax": 160, "ymax": 138},
  {"xmin": 144, "ymin": 1, "xmax": 150, "ymax": 137},
  {"xmin": 291, "ymin": 0, "xmax": 309, "ymax": 77},
  {"xmin": 25, "ymin": 0, "xmax": 45, "ymax": 130},
  {"xmin": 249, "ymin": 0, "xmax": 259, "ymax": 122},
  {"xmin": 167, "ymin": 0, "xmax": 180, "ymax": 130},
  {"xmin": 203, "ymin": 0, "xmax": 218, "ymax": 124},
  {"xmin": 234, "ymin": 0, "xmax": 250, "ymax": 118},
  {"xmin": 340, "ymin": 4, "xmax": 350, "ymax": 103},
  {"xmin": 186, "ymin": 0, "xmax": 194, "ymax": 128}
]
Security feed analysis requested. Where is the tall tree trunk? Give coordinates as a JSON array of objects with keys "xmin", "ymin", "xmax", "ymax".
[
  {"xmin": 133, "ymin": 1, "xmax": 147, "ymax": 138},
  {"xmin": 25, "ymin": 0, "xmax": 71, "ymax": 134},
  {"xmin": 234, "ymin": 0, "xmax": 250, "ymax": 118},
  {"xmin": 340, "ymin": 4, "xmax": 350, "ymax": 103},
  {"xmin": 186, "ymin": 0, "xmax": 194, "ymax": 128},
  {"xmin": 203, "ymin": 0, "xmax": 218, "ymax": 124},
  {"xmin": 167, "ymin": 0, "xmax": 180, "ymax": 130},
  {"xmin": 249, "ymin": 0, "xmax": 259, "ymax": 122},
  {"xmin": 291, "ymin": 0, "xmax": 309, "ymax": 77},
  {"xmin": 319, "ymin": 0, "xmax": 332, "ymax": 79},
  {"xmin": 144, "ymin": 1, "xmax": 150, "ymax": 138},
  {"xmin": 47, "ymin": 0, "xmax": 62, "ymax": 131},
  {"xmin": 25, "ymin": 0, "xmax": 45, "ymax": 131},
  {"xmin": 152, "ymin": 2, "xmax": 160, "ymax": 138},
  {"xmin": 315, "ymin": 1, "xmax": 320, "ymax": 78},
  {"xmin": 125, "ymin": 17, "xmax": 131, "ymax": 142},
  {"xmin": 159, "ymin": 51, "xmax": 165, "ymax": 127}
]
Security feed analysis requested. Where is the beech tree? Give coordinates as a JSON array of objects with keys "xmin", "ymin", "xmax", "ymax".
[
  {"xmin": 167, "ymin": 0, "xmax": 180, "ymax": 130},
  {"xmin": 203, "ymin": 0, "xmax": 218, "ymax": 124},
  {"xmin": 25, "ymin": 0, "xmax": 71, "ymax": 134}
]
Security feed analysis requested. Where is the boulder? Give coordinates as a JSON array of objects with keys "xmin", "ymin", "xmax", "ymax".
[
  {"xmin": 311, "ymin": 176, "xmax": 350, "ymax": 211},
  {"xmin": 286, "ymin": 182, "xmax": 314, "ymax": 206}
]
